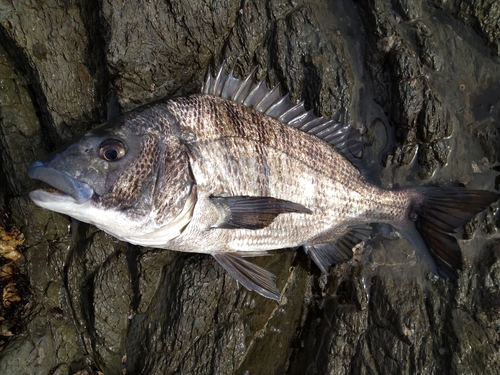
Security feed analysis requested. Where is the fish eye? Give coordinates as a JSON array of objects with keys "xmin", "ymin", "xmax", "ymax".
[
  {"xmin": 409, "ymin": 210, "xmax": 418, "ymax": 222},
  {"xmin": 99, "ymin": 139, "xmax": 126, "ymax": 162}
]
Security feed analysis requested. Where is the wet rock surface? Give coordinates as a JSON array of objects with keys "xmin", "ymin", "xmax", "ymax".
[{"xmin": 0, "ymin": 0, "xmax": 499, "ymax": 374}]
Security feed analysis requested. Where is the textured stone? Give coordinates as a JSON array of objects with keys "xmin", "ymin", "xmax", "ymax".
[{"xmin": 0, "ymin": 0, "xmax": 499, "ymax": 374}]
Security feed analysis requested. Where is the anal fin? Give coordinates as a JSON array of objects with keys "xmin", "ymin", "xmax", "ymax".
[
  {"xmin": 305, "ymin": 225, "xmax": 372, "ymax": 274},
  {"xmin": 212, "ymin": 252, "xmax": 280, "ymax": 301},
  {"xmin": 211, "ymin": 195, "xmax": 312, "ymax": 230}
]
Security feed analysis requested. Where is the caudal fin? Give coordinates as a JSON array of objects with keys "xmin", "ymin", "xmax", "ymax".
[{"xmin": 399, "ymin": 187, "xmax": 499, "ymax": 281}]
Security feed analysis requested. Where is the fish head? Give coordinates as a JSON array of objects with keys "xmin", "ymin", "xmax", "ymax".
[
  {"xmin": 29, "ymin": 118, "xmax": 142, "ymax": 203},
  {"xmin": 28, "ymin": 103, "xmax": 196, "ymax": 245}
]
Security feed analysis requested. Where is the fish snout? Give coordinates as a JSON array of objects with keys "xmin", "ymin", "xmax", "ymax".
[{"xmin": 28, "ymin": 160, "xmax": 94, "ymax": 204}]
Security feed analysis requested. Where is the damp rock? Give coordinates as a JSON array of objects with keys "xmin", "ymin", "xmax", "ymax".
[
  {"xmin": 0, "ymin": 0, "xmax": 499, "ymax": 374},
  {"xmin": 456, "ymin": 0, "xmax": 500, "ymax": 56}
]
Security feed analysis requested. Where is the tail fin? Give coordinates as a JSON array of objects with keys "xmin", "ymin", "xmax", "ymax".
[{"xmin": 398, "ymin": 187, "xmax": 499, "ymax": 281}]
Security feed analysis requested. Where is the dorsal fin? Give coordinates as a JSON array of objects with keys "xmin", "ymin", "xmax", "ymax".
[{"xmin": 201, "ymin": 62, "xmax": 363, "ymax": 166}]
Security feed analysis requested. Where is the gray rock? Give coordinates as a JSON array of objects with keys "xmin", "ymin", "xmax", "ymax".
[{"xmin": 0, "ymin": 0, "xmax": 499, "ymax": 374}]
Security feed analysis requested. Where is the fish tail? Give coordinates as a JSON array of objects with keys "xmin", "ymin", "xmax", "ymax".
[{"xmin": 396, "ymin": 187, "xmax": 499, "ymax": 281}]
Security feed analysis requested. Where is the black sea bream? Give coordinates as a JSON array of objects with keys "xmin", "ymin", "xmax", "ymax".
[{"xmin": 28, "ymin": 64, "xmax": 500, "ymax": 300}]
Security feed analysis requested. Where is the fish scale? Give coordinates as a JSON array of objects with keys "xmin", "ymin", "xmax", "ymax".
[
  {"xmin": 169, "ymin": 94, "xmax": 393, "ymax": 222},
  {"xmin": 27, "ymin": 63, "xmax": 500, "ymax": 301}
]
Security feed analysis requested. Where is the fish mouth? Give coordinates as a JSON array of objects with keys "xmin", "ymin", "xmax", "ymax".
[{"xmin": 28, "ymin": 161, "xmax": 94, "ymax": 204}]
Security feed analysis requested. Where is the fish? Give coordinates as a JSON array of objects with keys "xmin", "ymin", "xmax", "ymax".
[{"xmin": 27, "ymin": 63, "xmax": 500, "ymax": 301}]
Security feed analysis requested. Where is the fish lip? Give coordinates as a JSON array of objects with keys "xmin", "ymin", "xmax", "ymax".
[{"xmin": 28, "ymin": 161, "xmax": 94, "ymax": 204}]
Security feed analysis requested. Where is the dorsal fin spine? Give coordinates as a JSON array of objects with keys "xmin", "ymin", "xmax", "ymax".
[
  {"xmin": 266, "ymin": 94, "xmax": 291, "ymax": 118},
  {"xmin": 256, "ymin": 84, "xmax": 281, "ymax": 113},
  {"xmin": 288, "ymin": 112, "xmax": 309, "ymax": 127},
  {"xmin": 234, "ymin": 66, "xmax": 257, "ymax": 103},
  {"xmin": 214, "ymin": 63, "xmax": 226, "ymax": 97},
  {"xmin": 278, "ymin": 101, "xmax": 305, "ymax": 123},
  {"xmin": 201, "ymin": 62, "xmax": 363, "ymax": 166},
  {"xmin": 301, "ymin": 117, "xmax": 326, "ymax": 132},
  {"xmin": 242, "ymin": 77, "xmax": 264, "ymax": 106},
  {"xmin": 220, "ymin": 65, "xmax": 236, "ymax": 99}
]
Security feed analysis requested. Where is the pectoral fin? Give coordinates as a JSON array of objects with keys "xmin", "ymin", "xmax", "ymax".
[
  {"xmin": 212, "ymin": 252, "xmax": 280, "ymax": 301},
  {"xmin": 210, "ymin": 195, "xmax": 312, "ymax": 230}
]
